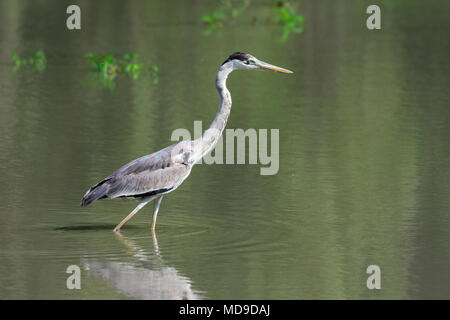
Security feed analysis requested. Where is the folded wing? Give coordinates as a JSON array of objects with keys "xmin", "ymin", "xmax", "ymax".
[{"xmin": 80, "ymin": 140, "xmax": 194, "ymax": 206}]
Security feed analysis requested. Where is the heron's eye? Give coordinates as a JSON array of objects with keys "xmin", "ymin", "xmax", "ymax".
[{"xmin": 246, "ymin": 59, "xmax": 254, "ymax": 65}]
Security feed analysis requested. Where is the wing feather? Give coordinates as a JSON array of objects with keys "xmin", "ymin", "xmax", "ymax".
[{"xmin": 82, "ymin": 140, "xmax": 195, "ymax": 204}]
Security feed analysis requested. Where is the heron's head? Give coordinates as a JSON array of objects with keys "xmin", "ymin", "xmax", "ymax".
[{"xmin": 221, "ymin": 52, "xmax": 293, "ymax": 74}]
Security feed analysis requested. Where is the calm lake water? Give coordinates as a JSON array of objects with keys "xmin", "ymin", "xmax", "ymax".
[{"xmin": 0, "ymin": 0, "xmax": 449, "ymax": 299}]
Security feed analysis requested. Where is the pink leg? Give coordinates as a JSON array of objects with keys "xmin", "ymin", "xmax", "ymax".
[
  {"xmin": 113, "ymin": 197, "xmax": 154, "ymax": 232},
  {"xmin": 151, "ymin": 196, "xmax": 164, "ymax": 231}
]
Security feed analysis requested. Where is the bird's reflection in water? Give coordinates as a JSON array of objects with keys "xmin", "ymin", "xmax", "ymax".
[{"xmin": 83, "ymin": 233, "xmax": 201, "ymax": 300}]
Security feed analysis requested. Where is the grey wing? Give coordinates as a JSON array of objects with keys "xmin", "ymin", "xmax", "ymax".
[{"xmin": 81, "ymin": 140, "xmax": 194, "ymax": 206}]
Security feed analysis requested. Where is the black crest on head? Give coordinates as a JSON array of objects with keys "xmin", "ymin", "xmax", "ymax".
[{"xmin": 222, "ymin": 52, "xmax": 250, "ymax": 65}]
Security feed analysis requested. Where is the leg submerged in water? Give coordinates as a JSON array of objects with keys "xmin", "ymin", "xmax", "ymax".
[{"xmin": 113, "ymin": 196, "xmax": 154, "ymax": 232}]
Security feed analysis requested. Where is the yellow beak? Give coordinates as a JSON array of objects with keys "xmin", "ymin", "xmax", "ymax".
[{"xmin": 257, "ymin": 60, "xmax": 293, "ymax": 74}]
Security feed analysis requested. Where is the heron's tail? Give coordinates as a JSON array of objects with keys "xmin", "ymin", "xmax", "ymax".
[{"xmin": 80, "ymin": 178, "xmax": 110, "ymax": 207}]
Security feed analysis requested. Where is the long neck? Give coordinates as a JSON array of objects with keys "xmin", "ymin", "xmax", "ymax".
[{"xmin": 194, "ymin": 64, "xmax": 233, "ymax": 160}]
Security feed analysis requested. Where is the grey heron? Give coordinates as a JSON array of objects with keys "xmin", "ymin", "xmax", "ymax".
[{"xmin": 80, "ymin": 52, "xmax": 293, "ymax": 232}]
